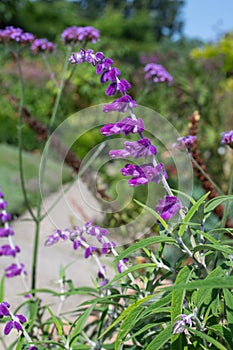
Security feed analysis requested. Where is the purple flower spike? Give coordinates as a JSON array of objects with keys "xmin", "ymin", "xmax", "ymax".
[
  {"xmin": 144, "ymin": 63, "xmax": 173, "ymax": 85},
  {"xmin": 117, "ymin": 258, "xmax": 129, "ymax": 273},
  {"xmin": 106, "ymin": 78, "xmax": 131, "ymax": 96},
  {"xmin": 101, "ymin": 241, "xmax": 116, "ymax": 254},
  {"xmin": 0, "ymin": 244, "xmax": 20, "ymax": 257},
  {"xmin": 98, "ymin": 265, "xmax": 107, "ymax": 279},
  {"xmin": 221, "ymin": 130, "xmax": 233, "ymax": 148},
  {"xmin": 4, "ymin": 314, "xmax": 26, "ymax": 335},
  {"xmin": 103, "ymin": 95, "xmax": 137, "ymax": 113},
  {"xmin": 4, "ymin": 321, "xmax": 14, "ymax": 335},
  {"xmin": 5, "ymin": 263, "xmax": 26, "ymax": 278},
  {"xmin": 0, "ymin": 226, "xmax": 14, "ymax": 237},
  {"xmin": 110, "ymin": 138, "xmax": 157, "ymax": 160},
  {"xmin": 121, "ymin": 163, "xmax": 167, "ymax": 187},
  {"xmin": 28, "ymin": 347, "xmax": 39, "ymax": 350},
  {"xmin": 0, "ymin": 211, "xmax": 12, "ymax": 223},
  {"xmin": 0, "ymin": 302, "xmax": 10, "ymax": 318},
  {"xmin": 0, "ymin": 200, "xmax": 8, "ymax": 210},
  {"xmin": 155, "ymin": 196, "xmax": 182, "ymax": 220},
  {"xmin": 84, "ymin": 246, "xmax": 97, "ymax": 258},
  {"xmin": 101, "ymin": 117, "xmax": 144, "ymax": 137}
]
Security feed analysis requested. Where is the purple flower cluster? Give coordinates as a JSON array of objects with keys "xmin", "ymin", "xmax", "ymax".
[
  {"xmin": 117, "ymin": 258, "xmax": 129, "ymax": 274},
  {"xmin": 110, "ymin": 138, "xmax": 157, "ymax": 159},
  {"xmin": 62, "ymin": 26, "xmax": 100, "ymax": 45},
  {"xmin": 121, "ymin": 163, "xmax": 167, "ymax": 187},
  {"xmin": 221, "ymin": 130, "xmax": 233, "ymax": 148},
  {"xmin": 70, "ymin": 48, "xmax": 132, "ymax": 97},
  {"xmin": 100, "ymin": 117, "xmax": 144, "ymax": 136},
  {"xmin": 0, "ymin": 190, "xmax": 26, "ymax": 277},
  {"xmin": 173, "ymin": 135, "xmax": 197, "ymax": 152},
  {"xmin": 0, "ymin": 26, "xmax": 34, "ymax": 45},
  {"xmin": 45, "ymin": 222, "xmax": 116, "ymax": 258},
  {"xmin": 103, "ymin": 95, "xmax": 137, "ymax": 113},
  {"xmin": 144, "ymin": 63, "xmax": 173, "ymax": 84},
  {"xmin": 155, "ymin": 196, "xmax": 182, "ymax": 220},
  {"xmin": 31, "ymin": 38, "xmax": 56, "ymax": 54},
  {"xmin": 0, "ymin": 301, "xmax": 28, "ymax": 337},
  {"xmin": 173, "ymin": 314, "xmax": 192, "ymax": 334},
  {"xmin": 69, "ymin": 49, "xmax": 181, "ymax": 221}
]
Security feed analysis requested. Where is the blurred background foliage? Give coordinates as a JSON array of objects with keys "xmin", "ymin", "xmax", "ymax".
[{"xmin": 0, "ymin": 0, "xmax": 232, "ymax": 216}]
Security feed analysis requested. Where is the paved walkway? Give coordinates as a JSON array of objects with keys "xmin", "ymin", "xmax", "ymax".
[{"xmin": 0, "ymin": 180, "xmax": 117, "ymax": 344}]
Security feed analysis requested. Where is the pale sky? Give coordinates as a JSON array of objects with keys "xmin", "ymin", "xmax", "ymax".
[{"xmin": 183, "ymin": 0, "xmax": 233, "ymax": 41}]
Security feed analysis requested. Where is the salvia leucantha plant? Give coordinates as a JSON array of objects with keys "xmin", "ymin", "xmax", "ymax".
[{"xmin": 0, "ymin": 24, "xmax": 233, "ymax": 350}]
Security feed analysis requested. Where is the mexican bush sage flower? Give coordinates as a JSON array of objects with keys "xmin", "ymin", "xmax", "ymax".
[
  {"xmin": 173, "ymin": 314, "xmax": 192, "ymax": 334},
  {"xmin": 5, "ymin": 263, "xmax": 26, "ymax": 278},
  {"xmin": 221, "ymin": 130, "xmax": 233, "ymax": 148},
  {"xmin": 69, "ymin": 49, "xmax": 131, "ymax": 97},
  {"xmin": 0, "ymin": 189, "xmax": 26, "ymax": 277},
  {"xmin": 0, "ymin": 301, "xmax": 29, "ymax": 339},
  {"xmin": 155, "ymin": 196, "xmax": 182, "ymax": 220},
  {"xmin": 0, "ymin": 244, "xmax": 20, "ymax": 257},
  {"xmin": 0, "ymin": 302, "xmax": 10, "ymax": 318},
  {"xmin": 4, "ymin": 314, "xmax": 27, "ymax": 335},
  {"xmin": 110, "ymin": 138, "xmax": 157, "ymax": 159},
  {"xmin": 103, "ymin": 95, "xmax": 137, "ymax": 113},
  {"xmin": 117, "ymin": 258, "xmax": 129, "ymax": 273},
  {"xmin": 144, "ymin": 63, "xmax": 173, "ymax": 84},
  {"xmin": 101, "ymin": 117, "xmax": 144, "ymax": 136},
  {"xmin": 121, "ymin": 163, "xmax": 167, "ymax": 187},
  {"xmin": 173, "ymin": 135, "xmax": 197, "ymax": 152}
]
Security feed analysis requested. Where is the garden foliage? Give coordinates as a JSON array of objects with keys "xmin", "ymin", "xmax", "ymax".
[{"xmin": 0, "ymin": 20, "xmax": 233, "ymax": 350}]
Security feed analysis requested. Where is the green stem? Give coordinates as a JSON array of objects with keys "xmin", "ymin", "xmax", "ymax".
[
  {"xmin": 16, "ymin": 53, "xmax": 38, "ymax": 223},
  {"xmin": 191, "ymin": 156, "xmax": 224, "ymax": 195},
  {"xmin": 42, "ymin": 53, "xmax": 59, "ymax": 89},
  {"xmin": 221, "ymin": 163, "xmax": 233, "ymax": 227},
  {"xmin": 49, "ymin": 46, "xmax": 72, "ymax": 132},
  {"xmin": 31, "ymin": 46, "xmax": 72, "ymax": 292}
]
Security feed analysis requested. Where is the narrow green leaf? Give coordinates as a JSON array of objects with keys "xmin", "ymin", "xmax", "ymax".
[
  {"xmin": 104, "ymin": 263, "xmax": 156, "ymax": 288},
  {"xmin": 204, "ymin": 195, "xmax": 233, "ymax": 213},
  {"xmin": 208, "ymin": 324, "xmax": 233, "ymax": 349},
  {"xmin": 100, "ymin": 294, "xmax": 156, "ymax": 338},
  {"xmin": 0, "ymin": 274, "xmax": 5, "ymax": 302},
  {"xmin": 223, "ymin": 289, "xmax": 233, "ymax": 334},
  {"xmin": 15, "ymin": 337, "xmax": 23, "ymax": 350},
  {"xmin": 115, "ymin": 306, "xmax": 143, "ymax": 349},
  {"xmin": 178, "ymin": 192, "xmax": 210, "ymax": 237},
  {"xmin": 171, "ymin": 266, "xmax": 191, "ymax": 348},
  {"xmin": 146, "ymin": 323, "xmax": 173, "ymax": 350},
  {"xmin": 193, "ymin": 243, "xmax": 233, "ymax": 256},
  {"xmin": 114, "ymin": 236, "xmax": 176, "ymax": 263},
  {"xmin": 140, "ymin": 292, "xmax": 172, "ymax": 318},
  {"xmin": 189, "ymin": 328, "xmax": 227, "ymax": 349},
  {"xmin": 47, "ymin": 307, "xmax": 63, "ymax": 337},
  {"xmin": 170, "ymin": 188, "xmax": 196, "ymax": 205},
  {"xmin": 195, "ymin": 266, "xmax": 223, "ymax": 309},
  {"xmin": 69, "ymin": 305, "xmax": 94, "ymax": 345},
  {"xmin": 134, "ymin": 199, "xmax": 168, "ymax": 229},
  {"xmin": 164, "ymin": 276, "xmax": 233, "ymax": 291},
  {"xmin": 195, "ymin": 230, "xmax": 219, "ymax": 244},
  {"xmin": 171, "ymin": 266, "xmax": 191, "ymax": 324}
]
